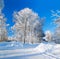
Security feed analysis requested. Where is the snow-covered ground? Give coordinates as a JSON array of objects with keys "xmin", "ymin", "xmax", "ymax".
[{"xmin": 0, "ymin": 41, "xmax": 60, "ymax": 59}]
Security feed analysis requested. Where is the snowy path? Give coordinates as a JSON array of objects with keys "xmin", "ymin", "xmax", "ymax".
[
  {"xmin": 0, "ymin": 51, "xmax": 59, "ymax": 59},
  {"xmin": 0, "ymin": 48, "xmax": 36, "ymax": 58},
  {"xmin": 0, "ymin": 42, "xmax": 60, "ymax": 59}
]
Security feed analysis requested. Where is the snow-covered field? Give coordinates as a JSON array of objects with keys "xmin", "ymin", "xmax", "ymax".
[{"xmin": 0, "ymin": 42, "xmax": 60, "ymax": 59}]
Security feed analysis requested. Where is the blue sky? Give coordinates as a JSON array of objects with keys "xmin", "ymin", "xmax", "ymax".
[{"xmin": 2, "ymin": 0, "xmax": 60, "ymax": 33}]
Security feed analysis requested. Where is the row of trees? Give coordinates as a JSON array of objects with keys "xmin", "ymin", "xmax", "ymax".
[
  {"xmin": 0, "ymin": 7, "xmax": 45, "ymax": 43},
  {"xmin": 1, "ymin": 6, "xmax": 60, "ymax": 44}
]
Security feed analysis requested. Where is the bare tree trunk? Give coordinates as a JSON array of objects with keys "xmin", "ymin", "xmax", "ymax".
[{"xmin": 24, "ymin": 18, "xmax": 27, "ymax": 44}]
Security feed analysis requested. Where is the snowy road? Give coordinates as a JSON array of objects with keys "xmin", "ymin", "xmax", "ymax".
[
  {"xmin": 0, "ymin": 50, "xmax": 60, "ymax": 59},
  {"xmin": 0, "ymin": 42, "xmax": 60, "ymax": 59}
]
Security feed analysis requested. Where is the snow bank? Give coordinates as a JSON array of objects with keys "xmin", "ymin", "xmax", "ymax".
[
  {"xmin": 0, "ymin": 42, "xmax": 23, "ymax": 50},
  {"xmin": 50, "ymin": 44, "xmax": 60, "ymax": 58},
  {"xmin": 0, "ymin": 42, "xmax": 38, "ymax": 50},
  {"xmin": 35, "ymin": 43, "xmax": 55, "ymax": 53},
  {"xmin": 35, "ymin": 43, "xmax": 60, "ymax": 59}
]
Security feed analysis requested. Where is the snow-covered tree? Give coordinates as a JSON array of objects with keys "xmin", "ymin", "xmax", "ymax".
[
  {"xmin": 12, "ymin": 8, "xmax": 44, "ymax": 44},
  {"xmin": 0, "ymin": 13, "xmax": 8, "ymax": 41},
  {"xmin": 51, "ymin": 10, "xmax": 60, "ymax": 43},
  {"xmin": 44, "ymin": 30, "xmax": 52, "ymax": 42},
  {"xmin": 0, "ymin": 0, "xmax": 8, "ymax": 42}
]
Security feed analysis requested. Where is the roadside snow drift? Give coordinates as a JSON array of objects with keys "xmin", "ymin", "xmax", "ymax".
[{"xmin": 35, "ymin": 43, "xmax": 54, "ymax": 53}]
